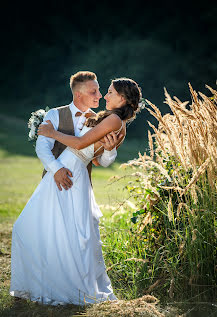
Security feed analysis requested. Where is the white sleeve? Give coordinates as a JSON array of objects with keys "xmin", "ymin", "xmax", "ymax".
[
  {"xmin": 97, "ymin": 148, "xmax": 117, "ymax": 167},
  {"xmin": 35, "ymin": 109, "xmax": 64, "ymax": 175}
]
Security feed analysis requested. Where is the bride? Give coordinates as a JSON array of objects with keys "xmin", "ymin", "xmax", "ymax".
[{"xmin": 10, "ymin": 77, "xmax": 142, "ymax": 306}]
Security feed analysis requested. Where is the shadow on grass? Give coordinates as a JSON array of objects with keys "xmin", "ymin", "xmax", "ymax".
[
  {"xmin": 0, "ymin": 299, "xmax": 86, "ymax": 317},
  {"xmin": 0, "ymin": 114, "xmax": 148, "ymax": 162}
]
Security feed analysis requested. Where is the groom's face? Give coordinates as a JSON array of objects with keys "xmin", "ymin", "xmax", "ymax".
[{"xmin": 79, "ymin": 80, "xmax": 102, "ymax": 109}]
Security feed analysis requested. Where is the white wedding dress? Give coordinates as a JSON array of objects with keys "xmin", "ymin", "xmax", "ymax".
[{"xmin": 10, "ymin": 126, "xmax": 117, "ymax": 306}]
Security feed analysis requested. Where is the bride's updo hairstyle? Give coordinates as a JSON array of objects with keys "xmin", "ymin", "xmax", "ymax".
[{"xmin": 86, "ymin": 78, "xmax": 142, "ymax": 127}]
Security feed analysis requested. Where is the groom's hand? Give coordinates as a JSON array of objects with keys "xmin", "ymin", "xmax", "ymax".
[
  {"xmin": 100, "ymin": 132, "xmax": 124, "ymax": 151},
  {"xmin": 54, "ymin": 167, "xmax": 73, "ymax": 191}
]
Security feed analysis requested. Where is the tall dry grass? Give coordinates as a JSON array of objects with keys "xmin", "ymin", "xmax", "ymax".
[
  {"xmin": 146, "ymin": 83, "xmax": 217, "ymax": 192},
  {"xmin": 118, "ymin": 84, "xmax": 217, "ymax": 300}
]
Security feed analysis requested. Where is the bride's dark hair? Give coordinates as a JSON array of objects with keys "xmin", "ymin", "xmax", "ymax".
[{"xmin": 86, "ymin": 77, "xmax": 142, "ymax": 127}]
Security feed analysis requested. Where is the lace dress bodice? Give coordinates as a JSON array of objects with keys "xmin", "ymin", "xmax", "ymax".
[
  {"xmin": 66, "ymin": 126, "xmax": 94, "ymax": 166},
  {"xmin": 66, "ymin": 123, "xmax": 124, "ymax": 166}
]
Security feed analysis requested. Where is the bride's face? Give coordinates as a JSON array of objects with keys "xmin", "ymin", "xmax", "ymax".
[{"xmin": 104, "ymin": 84, "xmax": 126, "ymax": 110}]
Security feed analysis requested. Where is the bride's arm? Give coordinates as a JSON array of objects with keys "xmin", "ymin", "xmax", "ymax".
[{"xmin": 38, "ymin": 114, "xmax": 122, "ymax": 150}]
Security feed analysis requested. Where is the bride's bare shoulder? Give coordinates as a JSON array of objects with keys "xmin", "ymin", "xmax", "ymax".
[{"xmin": 101, "ymin": 113, "xmax": 122, "ymax": 130}]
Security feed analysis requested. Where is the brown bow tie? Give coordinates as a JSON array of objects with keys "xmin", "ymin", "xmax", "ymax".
[{"xmin": 75, "ymin": 111, "xmax": 93, "ymax": 118}]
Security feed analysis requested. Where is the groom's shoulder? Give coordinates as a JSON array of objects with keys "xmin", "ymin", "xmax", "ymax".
[
  {"xmin": 52, "ymin": 105, "xmax": 70, "ymax": 111},
  {"xmin": 47, "ymin": 104, "xmax": 70, "ymax": 115},
  {"xmin": 55, "ymin": 105, "xmax": 70, "ymax": 110}
]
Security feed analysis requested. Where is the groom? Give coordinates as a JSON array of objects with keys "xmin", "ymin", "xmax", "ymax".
[{"xmin": 36, "ymin": 71, "xmax": 121, "ymax": 190}]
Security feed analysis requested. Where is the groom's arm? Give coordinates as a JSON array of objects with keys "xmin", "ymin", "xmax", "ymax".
[
  {"xmin": 95, "ymin": 132, "xmax": 123, "ymax": 167},
  {"xmin": 87, "ymin": 110, "xmax": 118, "ymax": 167},
  {"xmin": 96, "ymin": 149, "xmax": 117, "ymax": 167},
  {"xmin": 35, "ymin": 109, "xmax": 64, "ymax": 174},
  {"xmin": 36, "ymin": 109, "xmax": 73, "ymax": 190}
]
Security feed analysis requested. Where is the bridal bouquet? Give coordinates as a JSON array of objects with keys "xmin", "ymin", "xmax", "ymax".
[{"xmin": 28, "ymin": 107, "xmax": 50, "ymax": 142}]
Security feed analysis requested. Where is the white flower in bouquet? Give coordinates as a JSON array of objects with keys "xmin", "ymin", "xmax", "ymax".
[{"xmin": 28, "ymin": 106, "xmax": 50, "ymax": 143}]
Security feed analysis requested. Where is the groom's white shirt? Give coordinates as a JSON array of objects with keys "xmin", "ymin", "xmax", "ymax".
[{"xmin": 36, "ymin": 101, "xmax": 117, "ymax": 175}]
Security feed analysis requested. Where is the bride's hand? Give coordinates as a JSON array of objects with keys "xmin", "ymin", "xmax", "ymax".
[{"xmin": 37, "ymin": 120, "xmax": 55, "ymax": 138}]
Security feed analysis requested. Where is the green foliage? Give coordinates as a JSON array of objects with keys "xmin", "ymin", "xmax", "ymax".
[{"xmin": 117, "ymin": 159, "xmax": 217, "ymax": 302}]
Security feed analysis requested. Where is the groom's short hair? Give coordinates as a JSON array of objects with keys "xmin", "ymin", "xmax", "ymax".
[{"xmin": 70, "ymin": 71, "xmax": 97, "ymax": 93}]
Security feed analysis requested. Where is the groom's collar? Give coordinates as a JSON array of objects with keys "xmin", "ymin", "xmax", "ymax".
[
  {"xmin": 69, "ymin": 101, "xmax": 92, "ymax": 116},
  {"xmin": 69, "ymin": 101, "xmax": 85, "ymax": 116},
  {"xmin": 69, "ymin": 101, "xmax": 94, "ymax": 116}
]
